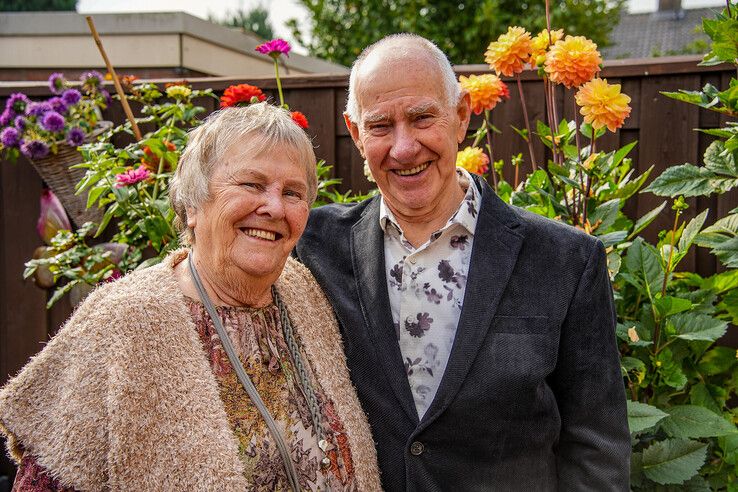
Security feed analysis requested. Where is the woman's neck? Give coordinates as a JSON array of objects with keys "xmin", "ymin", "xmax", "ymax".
[{"xmin": 174, "ymin": 251, "xmax": 273, "ymax": 308}]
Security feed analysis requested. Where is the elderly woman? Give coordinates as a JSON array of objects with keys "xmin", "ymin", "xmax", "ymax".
[{"xmin": 0, "ymin": 103, "xmax": 380, "ymax": 491}]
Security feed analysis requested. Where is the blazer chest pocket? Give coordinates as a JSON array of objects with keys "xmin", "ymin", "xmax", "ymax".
[{"xmin": 491, "ymin": 315, "xmax": 551, "ymax": 334}]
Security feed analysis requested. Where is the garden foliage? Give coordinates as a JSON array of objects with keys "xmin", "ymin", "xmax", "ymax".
[{"xmin": 16, "ymin": 3, "xmax": 738, "ymax": 488}]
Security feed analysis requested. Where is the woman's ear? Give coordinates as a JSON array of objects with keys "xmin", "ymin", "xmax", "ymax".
[{"xmin": 186, "ymin": 207, "xmax": 197, "ymax": 229}]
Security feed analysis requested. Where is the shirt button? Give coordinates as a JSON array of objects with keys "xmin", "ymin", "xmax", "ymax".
[
  {"xmin": 409, "ymin": 257, "xmax": 417, "ymax": 265},
  {"xmin": 410, "ymin": 441, "xmax": 424, "ymax": 456}
]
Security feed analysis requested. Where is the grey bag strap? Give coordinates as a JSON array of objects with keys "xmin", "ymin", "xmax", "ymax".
[{"xmin": 188, "ymin": 252, "xmax": 301, "ymax": 492}]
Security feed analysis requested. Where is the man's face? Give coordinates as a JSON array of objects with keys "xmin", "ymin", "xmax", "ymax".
[{"xmin": 345, "ymin": 53, "xmax": 471, "ymax": 221}]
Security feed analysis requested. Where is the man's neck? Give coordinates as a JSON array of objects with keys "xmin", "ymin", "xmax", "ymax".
[{"xmin": 388, "ymin": 179, "xmax": 466, "ymax": 248}]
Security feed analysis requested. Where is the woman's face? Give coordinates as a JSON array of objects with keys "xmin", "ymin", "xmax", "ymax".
[{"xmin": 188, "ymin": 138, "xmax": 310, "ymax": 285}]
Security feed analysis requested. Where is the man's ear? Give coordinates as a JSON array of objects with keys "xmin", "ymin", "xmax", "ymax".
[
  {"xmin": 456, "ymin": 91, "xmax": 472, "ymax": 144},
  {"xmin": 344, "ymin": 112, "xmax": 365, "ymax": 156}
]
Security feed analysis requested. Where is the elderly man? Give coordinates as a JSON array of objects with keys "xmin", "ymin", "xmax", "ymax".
[{"xmin": 296, "ymin": 33, "xmax": 630, "ymax": 491}]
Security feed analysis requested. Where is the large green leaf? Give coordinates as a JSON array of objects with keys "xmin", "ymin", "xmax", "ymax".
[
  {"xmin": 653, "ymin": 296, "xmax": 693, "ymax": 318},
  {"xmin": 628, "ymin": 400, "xmax": 669, "ymax": 434},
  {"xmin": 625, "ymin": 238, "xmax": 664, "ymax": 299},
  {"xmin": 660, "ymin": 405, "xmax": 738, "ymax": 439},
  {"xmin": 670, "ymin": 312, "xmax": 728, "ymax": 342},
  {"xmin": 644, "ymin": 164, "xmax": 715, "ymax": 197},
  {"xmin": 698, "ymin": 346, "xmax": 738, "ymax": 376},
  {"xmin": 642, "ymin": 439, "xmax": 707, "ymax": 485},
  {"xmin": 629, "ymin": 201, "xmax": 667, "ymax": 239},
  {"xmin": 679, "ymin": 210, "xmax": 709, "ymax": 253},
  {"xmin": 589, "ymin": 199, "xmax": 620, "ymax": 233},
  {"xmin": 704, "ymin": 140, "xmax": 738, "ymax": 177},
  {"xmin": 712, "ymin": 236, "xmax": 738, "ymax": 268}
]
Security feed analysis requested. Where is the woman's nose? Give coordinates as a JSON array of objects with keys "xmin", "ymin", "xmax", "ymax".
[{"xmin": 257, "ymin": 190, "xmax": 286, "ymax": 219}]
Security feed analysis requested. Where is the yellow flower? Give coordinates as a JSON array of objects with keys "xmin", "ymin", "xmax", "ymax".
[
  {"xmin": 530, "ymin": 29, "xmax": 564, "ymax": 64},
  {"xmin": 544, "ymin": 35, "xmax": 602, "ymax": 89},
  {"xmin": 458, "ymin": 74, "xmax": 510, "ymax": 115},
  {"xmin": 166, "ymin": 85, "xmax": 192, "ymax": 100},
  {"xmin": 456, "ymin": 146, "xmax": 490, "ymax": 175},
  {"xmin": 485, "ymin": 26, "xmax": 532, "ymax": 77},
  {"xmin": 575, "ymin": 78, "xmax": 632, "ymax": 132}
]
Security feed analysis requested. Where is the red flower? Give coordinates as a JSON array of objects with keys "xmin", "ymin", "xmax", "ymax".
[
  {"xmin": 220, "ymin": 84, "xmax": 266, "ymax": 108},
  {"xmin": 141, "ymin": 140, "xmax": 177, "ymax": 172},
  {"xmin": 291, "ymin": 111, "xmax": 309, "ymax": 129}
]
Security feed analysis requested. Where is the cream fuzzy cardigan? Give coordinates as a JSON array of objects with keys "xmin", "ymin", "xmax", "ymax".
[{"xmin": 0, "ymin": 250, "xmax": 381, "ymax": 491}]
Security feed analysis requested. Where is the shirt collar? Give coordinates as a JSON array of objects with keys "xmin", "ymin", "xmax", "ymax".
[{"xmin": 378, "ymin": 167, "xmax": 481, "ymax": 240}]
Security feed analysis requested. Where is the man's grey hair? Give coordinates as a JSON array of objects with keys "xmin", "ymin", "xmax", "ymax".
[
  {"xmin": 170, "ymin": 103, "xmax": 317, "ymax": 244},
  {"xmin": 345, "ymin": 33, "xmax": 461, "ymax": 123}
]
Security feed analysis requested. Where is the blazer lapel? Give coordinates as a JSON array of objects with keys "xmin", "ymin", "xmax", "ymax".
[
  {"xmin": 420, "ymin": 179, "xmax": 525, "ymax": 428},
  {"xmin": 351, "ymin": 198, "xmax": 420, "ymax": 425}
]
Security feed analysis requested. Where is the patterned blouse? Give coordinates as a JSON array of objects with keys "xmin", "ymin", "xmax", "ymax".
[
  {"xmin": 380, "ymin": 168, "xmax": 480, "ymax": 420},
  {"xmin": 13, "ymin": 298, "xmax": 358, "ymax": 492}
]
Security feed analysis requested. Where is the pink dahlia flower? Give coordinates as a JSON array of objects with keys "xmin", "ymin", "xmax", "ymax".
[
  {"xmin": 115, "ymin": 166, "xmax": 151, "ymax": 187},
  {"xmin": 255, "ymin": 38, "xmax": 291, "ymax": 58}
]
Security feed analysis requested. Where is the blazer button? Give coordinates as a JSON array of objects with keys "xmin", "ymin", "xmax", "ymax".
[{"xmin": 410, "ymin": 441, "xmax": 424, "ymax": 456}]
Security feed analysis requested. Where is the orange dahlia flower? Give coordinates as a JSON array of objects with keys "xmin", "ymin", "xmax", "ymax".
[
  {"xmin": 530, "ymin": 29, "xmax": 564, "ymax": 65},
  {"xmin": 456, "ymin": 146, "xmax": 490, "ymax": 175},
  {"xmin": 575, "ymin": 78, "xmax": 632, "ymax": 132},
  {"xmin": 485, "ymin": 26, "xmax": 532, "ymax": 77},
  {"xmin": 544, "ymin": 35, "xmax": 602, "ymax": 89},
  {"xmin": 458, "ymin": 74, "xmax": 510, "ymax": 115},
  {"xmin": 220, "ymin": 84, "xmax": 266, "ymax": 108}
]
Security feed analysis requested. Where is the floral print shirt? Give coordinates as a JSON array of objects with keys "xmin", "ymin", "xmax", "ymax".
[{"xmin": 380, "ymin": 168, "xmax": 480, "ymax": 419}]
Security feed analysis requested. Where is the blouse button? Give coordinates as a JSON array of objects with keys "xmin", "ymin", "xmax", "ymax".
[{"xmin": 410, "ymin": 441, "xmax": 424, "ymax": 456}]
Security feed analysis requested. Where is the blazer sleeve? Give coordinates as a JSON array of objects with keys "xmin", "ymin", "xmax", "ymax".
[{"xmin": 552, "ymin": 239, "xmax": 631, "ymax": 490}]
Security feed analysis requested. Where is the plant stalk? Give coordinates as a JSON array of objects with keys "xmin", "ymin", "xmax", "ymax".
[
  {"xmin": 273, "ymin": 59, "xmax": 286, "ymax": 108},
  {"xmin": 516, "ymin": 74, "xmax": 538, "ymax": 171},
  {"xmin": 483, "ymin": 110, "xmax": 498, "ymax": 191},
  {"xmin": 653, "ymin": 209, "xmax": 681, "ymax": 352}
]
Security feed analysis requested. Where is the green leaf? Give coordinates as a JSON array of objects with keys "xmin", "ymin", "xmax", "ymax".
[
  {"xmin": 642, "ymin": 439, "xmax": 707, "ymax": 485},
  {"xmin": 657, "ymin": 349, "xmax": 688, "ymax": 389},
  {"xmin": 644, "ymin": 164, "xmax": 715, "ymax": 197},
  {"xmin": 653, "ymin": 296, "xmax": 693, "ymax": 318},
  {"xmin": 630, "ymin": 452, "xmax": 644, "ymax": 487},
  {"xmin": 660, "ymin": 405, "xmax": 738, "ymax": 438},
  {"xmin": 598, "ymin": 231, "xmax": 627, "ymax": 247},
  {"xmin": 704, "ymin": 140, "xmax": 738, "ymax": 177},
  {"xmin": 628, "ymin": 400, "xmax": 669, "ymax": 434},
  {"xmin": 589, "ymin": 199, "xmax": 620, "ymax": 233},
  {"xmin": 679, "ymin": 210, "xmax": 709, "ymax": 253},
  {"xmin": 704, "ymin": 269, "xmax": 738, "ymax": 294},
  {"xmin": 712, "ymin": 236, "xmax": 738, "ymax": 268},
  {"xmin": 671, "ymin": 312, "xmax": 728, "ymax": 342},
  {"xmin": 86, "ymin": 185, "xmax": 108, "ymax": 209},
  {"xmin": 698, "ymin": 347, "xmax": 738, "ymax": 376},
  {"xmin": 625, "ymin": 238, "xmax": 664, "ymax": 299},
  {"xmin": 630, "ymin": 201, "xmax": 667, "ymax": 239},
  {"xmin": 690, "ymin": 382, "xmax": 722, "ymax": 414}
]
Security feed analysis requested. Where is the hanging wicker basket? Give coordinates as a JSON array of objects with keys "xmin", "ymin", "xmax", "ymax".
[{"xmin": 28, "ymin": 121, "xmax": 113, "ymax": 228}]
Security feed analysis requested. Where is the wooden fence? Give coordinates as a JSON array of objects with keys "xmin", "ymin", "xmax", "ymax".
[{"xmin": 1, "ymin": 55, "xmax": 737, "ymax": 478}]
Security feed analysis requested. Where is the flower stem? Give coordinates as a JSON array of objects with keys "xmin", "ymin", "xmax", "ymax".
[
  {"xmin": 653, "ymin": 209, "xmax": 682, "ymax": 353},
  {"xmin": 727, "ymin": 0, "xmax": 732, "ymax": 17},
  {"xmin": 582, "ymin": 137, "xmax": 596, "ymax": 226},
  {"xmin": 516, "ymin": 74, "xmax": 538, "ymax": 171},
  {"xmin": 573, "ymin": 102, "xmax": 584, "ymax": 225},
  {"xmin": 274, "ymin": 59, "xmax": 286, "ymax": 108},
  {"xmin": 483, "ymin": 110, "xmax": 497, "ymax": 191}
]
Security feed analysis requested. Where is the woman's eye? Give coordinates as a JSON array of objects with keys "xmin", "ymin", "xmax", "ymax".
[{"xmin": 284, "ymin": 190, "xmax": 303, "ymax": 199}]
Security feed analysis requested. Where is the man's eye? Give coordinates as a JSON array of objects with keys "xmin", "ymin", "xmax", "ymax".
[{"xmin": 242, "ymin": 182, "xmax": 261, "ymax": 190}]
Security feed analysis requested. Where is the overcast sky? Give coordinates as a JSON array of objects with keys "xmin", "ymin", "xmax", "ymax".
[{"xmin": 76, "ymin": 0, "xmax": 727, "ymax": 54}]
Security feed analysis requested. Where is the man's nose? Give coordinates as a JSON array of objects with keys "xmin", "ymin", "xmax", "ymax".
[{"xmin": 389, "ymin": 125, "xmax": 421, "ymax": 163}]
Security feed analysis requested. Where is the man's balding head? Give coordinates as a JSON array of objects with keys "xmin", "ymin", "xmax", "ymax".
[{"xmin": 345, "ymin": 34, "xmax": 461, "ymax": 123}]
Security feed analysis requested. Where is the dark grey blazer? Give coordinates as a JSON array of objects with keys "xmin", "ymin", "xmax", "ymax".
[{"xmin": 295, "ymin": 175, "xmax": 630, "ymax": 491}]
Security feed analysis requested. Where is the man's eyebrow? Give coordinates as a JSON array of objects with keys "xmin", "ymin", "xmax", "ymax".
[
  {"xmin": 406, "ymin": 102, "xmax": 439, "ymax": 117},
  {"xmin": 362, "ymin": 112, "xmax": 390, "ymax": 125}
]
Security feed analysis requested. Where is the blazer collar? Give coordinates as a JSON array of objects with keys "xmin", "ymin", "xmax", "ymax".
[{"xmin": 351, "ymin": 197, "xmax": 420, "ymax": 424}]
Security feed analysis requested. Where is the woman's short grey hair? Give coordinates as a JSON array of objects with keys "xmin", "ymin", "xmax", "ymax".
[
  {"xmin": 345, "ymin": 33, "xmax": 461, "ymax": 123},
  {"xmin": 170, "ymin": 103, "xmax": 317, "ymax": 244}
]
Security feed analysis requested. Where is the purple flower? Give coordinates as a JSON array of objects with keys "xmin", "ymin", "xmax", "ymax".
[
  {"xmin": 0, "ymin": 109, "xmax": 12, "ymax": 126},
  {"xmin": 37, "ymin": 189, "xmax": 71, "ymax": 244},
  {"xmin": 49, "ymin": 97, "xmax": 68, "ymax": 114},
  {"xmin": 61, "ymin": 89, "xmax": 82, "ymax": 106},
  {"xmin": 1, "ymin": 127, "xmax": 20, "ymax": 147},
  {"xmin": 21, "ymin": 140, "xmax": 50, "ymax": 159},
  {"xmin": 6, "ymin": 93, "xmax": 30, "ymax": 113},
  {"xmin": 40, "ymin": 111, "xmax": 65, "ymax": 132},
  {"xmin": 100, "ymin": 89, "xmax": 112, "ymax": 106},
  {"xmin": 14, "ymin": 116, "xmax": 26, "ymax": 131},
  {"xmin": 80, "ymin": 70, "xmax": 104, "ymax": 89},
  {"xmin": 255, "ymin": 38, "xmax": 291, "ymax": 58},
  {"xmin": 25, "ymin": 101, "xmax": 52, "ymax": 117},
  {"xmin": 48, "ymin": 73, "xmax": 66, "ymax": 95},
  {"xmin": 66, "ymin": 127, "xmax": 85, "ymax": 146},
  {"xmin": 115, "ymin": 166, "xmax": 151, "ymax": 187}
]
